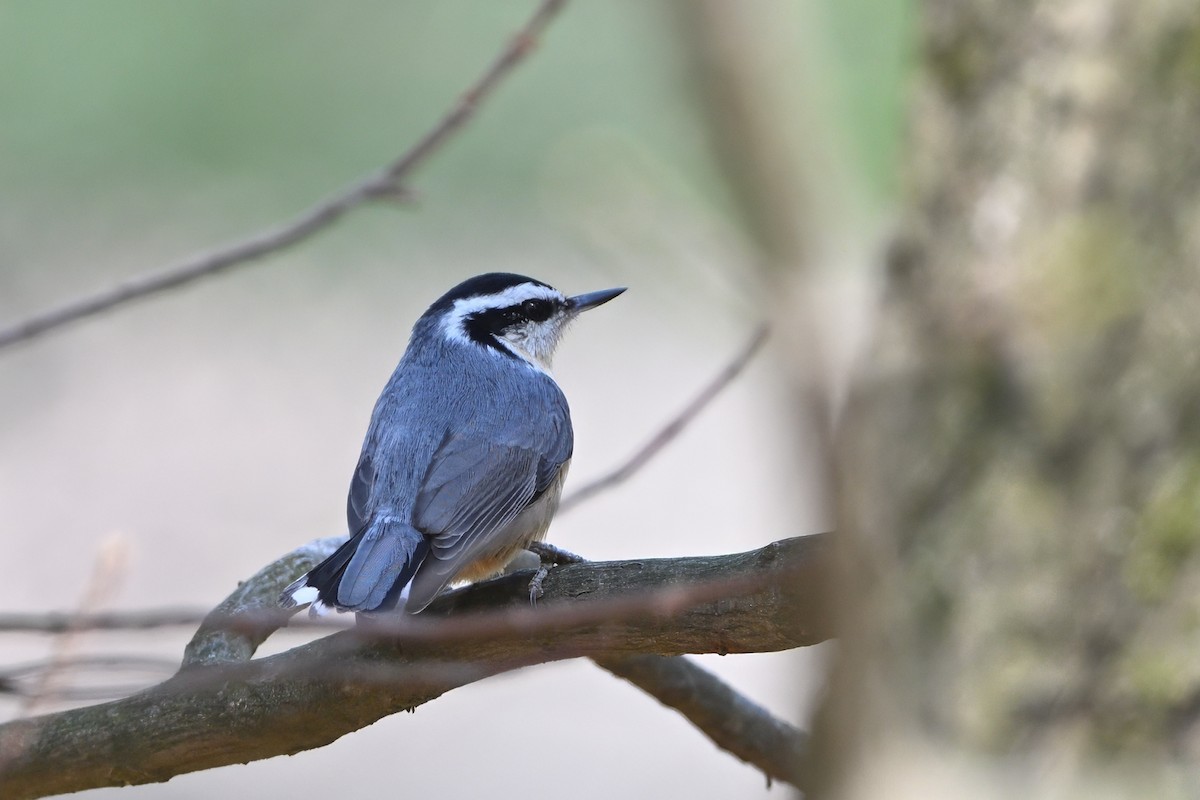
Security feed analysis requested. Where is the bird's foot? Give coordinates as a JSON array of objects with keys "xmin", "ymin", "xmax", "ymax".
[
  {"xmin": 528, "ymin": 541, "xmax": 585, "ymax": 566},
  {"xmin": 528, "ymin": 564, "xmax": 550, "ymax": 606}
]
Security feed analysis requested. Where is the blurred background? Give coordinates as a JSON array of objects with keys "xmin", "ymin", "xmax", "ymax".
[{"xmin": 0, "ymin": 1, "xmax": 909, "ymax": 797}]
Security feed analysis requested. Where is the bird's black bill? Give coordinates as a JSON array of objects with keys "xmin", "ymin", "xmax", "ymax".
[{"xmin": 569, "ymin": 286, "xmax": 626, "ymax": 312}]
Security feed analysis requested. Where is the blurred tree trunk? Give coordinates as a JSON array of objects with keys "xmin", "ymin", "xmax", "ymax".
[{"xmin": 821, "ymin": 0, "xmax": 1200, "ymax": 793}]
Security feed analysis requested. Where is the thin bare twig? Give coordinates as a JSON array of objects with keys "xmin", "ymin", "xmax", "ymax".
[
  {"xmin": 0, "ymin": 656, "xmax": 178, "ymax": 702},
  {"xmin": 0, "ymin": 0, "xmax": 566, "ymax": 351},
  {"xmin": 560, "ymin": 325, "xmax": 769, "ymax": 512},
  {"xmin": 18, "ymin": 538, "xmax": 128, "ymax": 715},
  {"xmin": 0, "ymin": 608, "xmax": 208, "ymax": 634}
]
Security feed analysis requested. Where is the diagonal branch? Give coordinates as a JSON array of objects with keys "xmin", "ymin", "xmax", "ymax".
[
  {"xmin": 597, "ymin": 654, "xmax": 809, "ymax": 789},
  {"xmin": 0, "ymin": 535, "xmax": 831, "ymax": 799},
  {"xmin": 0, "ymin": 0, "xmax": 566, "ymax": 351},
  {"xmin": 529, "ymin": 539, "xmax": 811, "ymax": 787},
  {"xmin": 560, "ymin": 325, "xmax": 769, "ymax": 512}
]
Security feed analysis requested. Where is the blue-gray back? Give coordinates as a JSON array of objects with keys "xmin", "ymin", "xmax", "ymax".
[{"xmin": 336, "ymin": 325, "xmax": 573, "ymax": 609}]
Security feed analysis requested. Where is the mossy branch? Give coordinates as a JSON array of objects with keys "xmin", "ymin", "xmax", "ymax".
[{"xmin": 0, "ymin": 534, "xmax": 831, "ymax": 799}]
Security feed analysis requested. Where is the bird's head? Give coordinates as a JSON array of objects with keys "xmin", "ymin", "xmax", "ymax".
[{"xmin": 423, "ymin": 273, "xmax": 625, "ymax": 372}]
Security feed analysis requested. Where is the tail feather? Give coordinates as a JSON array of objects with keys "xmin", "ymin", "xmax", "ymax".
[
  {"xmin": 282, "ymin": 516, "xmax": 430, "ymax": 614},
  {"xmin": 280, "ymin": 531, "xmax": 365, "ymax": 611},
  {"xmin": 338, "ymin": 515, "xmax": 428, "ymax": 611}
]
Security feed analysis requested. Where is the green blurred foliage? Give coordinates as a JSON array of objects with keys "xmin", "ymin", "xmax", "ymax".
[{"xmin": 0, "ymin": 0, "xmax": 910, "ymax": 219}]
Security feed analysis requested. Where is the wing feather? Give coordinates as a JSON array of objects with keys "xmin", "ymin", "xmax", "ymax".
[
  {"xmin": 416, "ymin": 437, "xmax": 540, "ymax": 560},
  {"xmin": 405, "ymin": 381, "xmax": 572, "ymax": 609},
  {"xmin": 346, "ymin": 453, "xmax": 374, "ymax": 534}
]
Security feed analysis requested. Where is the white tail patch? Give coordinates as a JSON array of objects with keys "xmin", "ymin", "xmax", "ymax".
[
  {"xmin": 287, "ymin": 585, "xmax": 320, "ymax": 607},
  {"xmin": 308, "ymin": 598, "xmax": 334, "ymax": 617}
]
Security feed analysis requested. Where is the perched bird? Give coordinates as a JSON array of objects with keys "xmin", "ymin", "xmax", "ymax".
[{"xmin": 281, "ymin": 273, "xmax": 624, "ymax": 615}]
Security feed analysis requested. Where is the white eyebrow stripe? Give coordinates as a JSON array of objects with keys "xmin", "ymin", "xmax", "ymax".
[{"xmin": 451, "ymin": 283, "xmax": 563, "ymax": 316}]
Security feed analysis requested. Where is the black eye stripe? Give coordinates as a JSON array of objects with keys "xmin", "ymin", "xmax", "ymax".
[
  {"xmin": 462, "ymin": 297, "xmax": 559, "ymax": 351},
  {"xmin": 486, "ymin": 300, "xmax": 555, "ymax": 324}
]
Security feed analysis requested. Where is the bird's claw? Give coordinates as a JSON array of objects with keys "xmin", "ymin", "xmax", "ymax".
[{"xmin": 528, "ymin": 565, "xmax": 549, "ymax": 606}]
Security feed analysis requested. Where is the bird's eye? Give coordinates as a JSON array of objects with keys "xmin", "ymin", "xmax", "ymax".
[{"xmin": 520, "ymin": 299, "xmax": 553, "ymax": 322}]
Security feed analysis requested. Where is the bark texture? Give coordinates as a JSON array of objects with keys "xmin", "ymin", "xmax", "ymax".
[
  {"xmin": 0, "ymin": 535, "xmax": 830, "ymax": 799},
  {"xmin": 824, "ymin": 0, "xmax": 1200, "ymax": 792}
]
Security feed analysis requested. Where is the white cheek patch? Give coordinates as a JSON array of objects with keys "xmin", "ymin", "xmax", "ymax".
[{"xmin": 499, "ymin": 317, "xmax": 569, "ymax": 373}]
